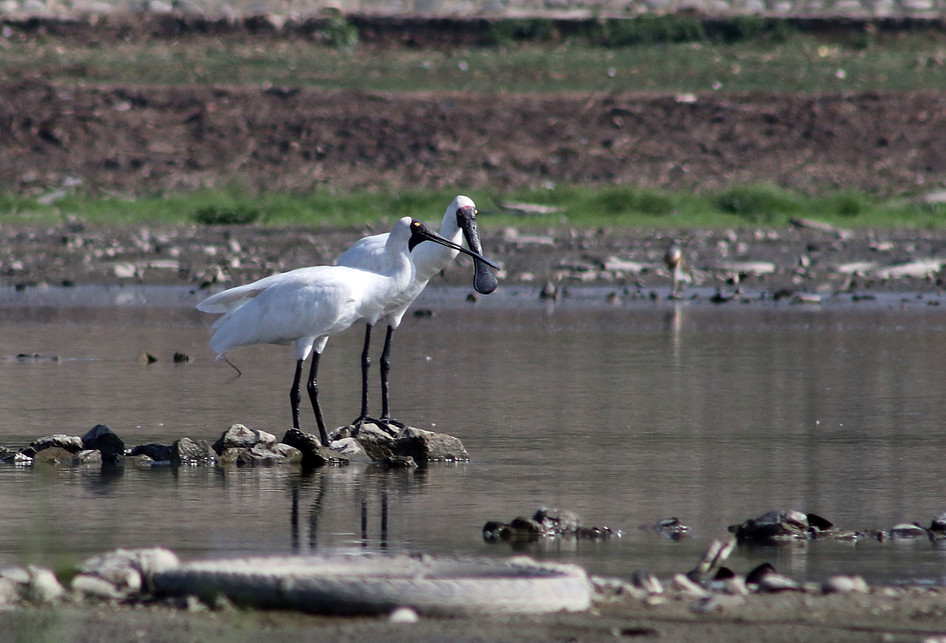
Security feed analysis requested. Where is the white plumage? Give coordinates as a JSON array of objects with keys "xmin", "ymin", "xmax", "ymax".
[
  {"xmin": 197, "ymin": 215, "xmax": 498, "ymax": 446},
  {"xmin": 336, "ymin": 196, "xmax": 498, "ymax": 426}
]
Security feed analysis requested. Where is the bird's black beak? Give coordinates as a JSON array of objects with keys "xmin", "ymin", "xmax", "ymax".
[
  {"xmin": 409, "ymin": 219, "xmax": 501, "ymax": 271},
  {"xmin": 455, "ymin": 205, "xmax": 499, "ymax": 295}
]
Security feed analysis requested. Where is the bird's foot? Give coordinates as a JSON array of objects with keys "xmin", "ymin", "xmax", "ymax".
[
  {"xmin": 380, "ymin": 416, "xmax": 407, "ymax": 431},
  {"xmin": 350, "ymin": 416, "xmax": 399, "ymax": 438}
]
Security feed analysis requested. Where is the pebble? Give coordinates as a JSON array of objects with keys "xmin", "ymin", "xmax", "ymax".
[{"xmin": 388, "ymin": 606, "xmax": 419, "ymax": 623}]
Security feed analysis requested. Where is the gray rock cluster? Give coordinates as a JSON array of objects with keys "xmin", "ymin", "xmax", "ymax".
[
  {"xmin": 1, "ymin": 421, "xmax": 470, "ymax": 468},
  {"xmin": 0, "ymin": 547, "xmax": 179, "ymax": 608},
  {"xmin": 483, "ymin": 507, "xmax": 623, "ymax": 544},
  {"xmin": 729, "ymin": 508, "xmax": 946, "ymax": 544},
  {"xmin": 331, "ymin": 421, "xmax": 470, "ymax": 465},
  {"xmin": 594, "ymin": 535, "xmax": 873, "ymax": 613}
]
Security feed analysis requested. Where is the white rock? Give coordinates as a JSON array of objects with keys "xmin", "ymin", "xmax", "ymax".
[
  {"xmin": 388, "ymin": 606, "xmax": 419, "ymax": 623},
  {"xmin": 72, "ymin": 574, "xmax": 125, "ymax": 600},
  {"xmin": 26, "ymin": 566, "xmax": 64, "ymax": 603},
  {"xmin": 822, "ymin": 575, "xmax": 869, "ymax": 594}
]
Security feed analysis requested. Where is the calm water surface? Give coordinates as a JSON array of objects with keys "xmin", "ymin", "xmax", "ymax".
[{"xmin": 2, "ymin": 285, "xmax": 946, "ymax": 585}]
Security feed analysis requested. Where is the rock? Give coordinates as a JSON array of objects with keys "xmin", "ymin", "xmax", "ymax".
[
  {"xmin": 889, "ymin": 522, "xmax": 929, "ymax": 539},
  {"xmin": 73, "ymin": 449, "xmax": 103, "ymax": 465},
  {"xmin": 82, "ymin": 424, "xmax": 125, "ymax": 463},
  {"xmin": 78, "ymin": 548, "xmax": 180, "ymax": 599},
  {"xmin": 929, "ymin": 512, "xmax": 946, "ymax": 540},
  {"xmin": 388, "ymin": 606, "xmax": 419, "ymax": 623},
  {"xmin": 822, "ymin": 575, "xmax": 869, "ymax": 594},
  {"xmin": 729, "ymin": 510, "xmax": 835, "ymax": 543},
  {"xmin": 25, "ymin": 434, "xmax": 83, "ymax": 456},
  {"xmin": 687, "ymin": 538, "xmax": 735, "ymax": 584},
  {"xmin": 213, "ymin": 426, "xmax": 299, "ymax": 466},
  {"xmin": 72, "ymin": 574, "xmax": 125, "ymax": 601},
  {"xmin": 332, "ymin": 423, "xmax": 466, "ymax": 463},
  {"xmin": 641, "ymin": 516, "xmax": 689, "ymax": 540},
  {"xmin": 395, "ymin": 426, "xmax": 469, "ymax": 462},
  {"xmin": 630, "ymin": 570, "xmax": 663, "ymax": 595},
  {"xmin": 212, "ymin": 424, "xmax": 276, "ymax": 453},
  {"xmin": 282, "ymin": 428, "xmax": 349, "ymax": 468},
  {"xmin": 172, "ymin": 438, "xmax": 216, "ymax": 466},
  {"xmin": 756, "ymin": 573, "xmax": 803, "ymax": 593},
  {"xmin": 129, "ymin": 443, "xmax": 173, "ymax": 462},
  {"xmin": 671, "ymin": 573, "xmax": 709, "ymax": 598},
  {"xmin": 483, "ymin": 507, "xmax": 622, "ymax": 544},
  {"xmin": 31, "ymin": 446, "xmax": 77, "ymax": 464},
  {"xmin": 24, "ymin": 566, "xmax": 64, "ymax": 603}
]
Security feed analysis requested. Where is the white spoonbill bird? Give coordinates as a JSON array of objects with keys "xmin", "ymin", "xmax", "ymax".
[
  {"xmin": 663, "ymin": 239, "xmax": 691, "ymax": 297},
  {"xmin": 197, "ymin": 216, "xmax": 500, "ymax": 447},
  {"xmin": 336, "ymin": 195, "xmax": 498, "ymax": 428}
]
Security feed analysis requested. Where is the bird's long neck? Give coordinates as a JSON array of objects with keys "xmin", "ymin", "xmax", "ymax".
[{"xmin": 380, "ymin": 243, "xmax": 416, "ymax": 291}]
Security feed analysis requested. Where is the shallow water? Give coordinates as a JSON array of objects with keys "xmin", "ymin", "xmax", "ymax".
[{"xmin": 2, "ymin": 285, "xmax": 946, "ymax": 585}]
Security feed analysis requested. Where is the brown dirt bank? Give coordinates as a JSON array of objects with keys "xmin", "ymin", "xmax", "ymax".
[
  {"xmin": 5, "ymin": 587, "xmax": 946, "ymax": 642},
  {"xmin": 3, "ymin": 80, "xmax": 946, "ymax": 197}
]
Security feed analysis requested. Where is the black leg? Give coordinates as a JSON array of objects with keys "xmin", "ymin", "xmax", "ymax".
[
  {"xmin": 305, "ymin": 352, "xmax": 329, "ymax": 447},
  {"xmin": 379, "ymin": 325, "xmax": 394, "ymax": 420},
  {"xmin": 290, "ymin": 359, "xmax": 304, "ymax": 429},
  {"xmin": 379, "ymin": 325, "xmax": 406, "ymax": 429},
  {"xmin": 359, "ymin": 324, "xmax": 373, "ymax": 423},
  {"xmin": 349, "ymin": 324, "xmax": 376, "ymax": 434}
]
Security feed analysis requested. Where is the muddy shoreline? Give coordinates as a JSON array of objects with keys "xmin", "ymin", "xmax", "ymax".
[{"xmin": 4, "ymin": 219, "xmax": 946, "ymax": 303}]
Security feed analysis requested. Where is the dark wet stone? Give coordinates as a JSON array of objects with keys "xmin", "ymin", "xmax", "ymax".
[
  {"xmin": 929, "ymin": 512, "xmax": 946, "ymax": 538},
  {"xmin": 729, "ymin": 509, "xmax": 836, "ymax": 543},
  {"xmin": 82, "ymin": 424, "xmax": 126, "ymax": 464},
  {"xmin": 171, "ymin": 438, "xmax": 215, "ymax": 466},
  {"xmin": 380, "ymin": 455, "xmax": 416, "ymax": 468},
  {"xmin": 483, "ymin": 507, "xmax": 622, "ymax": 544},
  {"xmin": 129, "ymin": 443, "xmax": 173, "ymax": 462},
  {"xmin": 26, "ymin": 434, "xmax": 83, "ymax": 457},
  {"xmin": 713, "ymin": 567, "xmax": 736, "ymax": 581},
  {"xmin": 640, "ymin": 516, "xmax": 690, "ymax": 540},
  {"xmin": 281, "ymin": 428, "xmax": 348, "ymax": 468},
  {"xmin": 745, "ymin": 562, "xmax": 777, "ymax": 586}
]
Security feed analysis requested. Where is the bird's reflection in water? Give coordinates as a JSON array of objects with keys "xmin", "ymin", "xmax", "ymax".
[{"xmin": 289, "ymin": 465, "xmax": 426, "ymax": 554}]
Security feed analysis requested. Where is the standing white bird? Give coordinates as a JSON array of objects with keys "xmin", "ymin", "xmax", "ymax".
[
  {"xmin": 197, "ymin": 216, "xmax": 499, "ymax": 447},
  {"xmin": 336, "ymin": 195, "xmax": 498, "ymax": 429},
  {"xmin": 664, "ymin": 239, "xmax": 691, "ymax": 298}
]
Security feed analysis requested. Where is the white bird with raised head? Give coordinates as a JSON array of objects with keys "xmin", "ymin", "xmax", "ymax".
[
  {"xmin": 197, "ymin": 216, "xmax": 499, "ymax": 447},
  {"xmin": 336, "ymin": 196, "xmax": 498, "ymax": 429}
]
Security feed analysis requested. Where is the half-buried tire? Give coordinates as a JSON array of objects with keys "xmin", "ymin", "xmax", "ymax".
[{"xmin": 153, "ymin": 553, "xmax": 592, "ymax": 616}]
